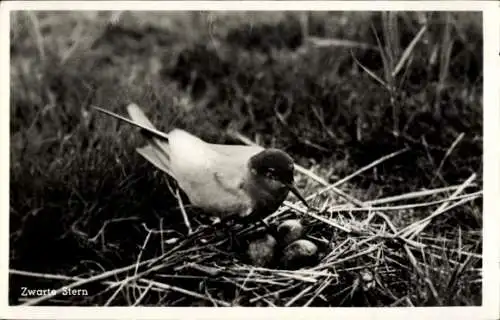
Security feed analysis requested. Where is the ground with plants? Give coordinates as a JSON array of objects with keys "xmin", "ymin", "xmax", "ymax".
[{"xmin": 10, "ymin": 11, "xmax": 482, "ymax": 306}]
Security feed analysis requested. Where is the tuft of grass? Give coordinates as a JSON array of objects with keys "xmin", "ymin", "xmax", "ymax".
[{"xmin": 10, "ymin": 11, "xmax": 482, "ymax": 306}]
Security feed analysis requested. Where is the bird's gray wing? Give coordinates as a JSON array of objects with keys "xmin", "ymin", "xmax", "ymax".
[
  {"xmin": 136, "ymin": 145, "xmax": 171, "ymax": 175},
  {"xmin": 209, "ymin": 143, "xmax": 263, "ymax": 162},
  {"xmin": 208, "ymin": 143, "xmax": 262, "ymax": 203},
  {"xmin": 208, "ymin": 143, "xmax": 262, "ymax": 193},
  {"xmin": 211, "ymin": 146, "xmax": 258, "ymax": 194}
]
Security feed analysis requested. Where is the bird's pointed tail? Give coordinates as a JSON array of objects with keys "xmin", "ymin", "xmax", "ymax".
[
  {"xmin": 93, "ymin": 104, "xmax": 174, "ymax": 177},
  {"xmin": 93, "ymin": 105, "xmax": 170, "ymax": 141},
  {"xmin": 126, "ymin": 103, "xmax": 156, "ymax": 131}
]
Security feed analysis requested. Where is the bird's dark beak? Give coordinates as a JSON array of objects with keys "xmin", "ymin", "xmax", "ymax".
[{"xmin": 286, "ymin": 183, "xmax": 310, "ymax": 208}]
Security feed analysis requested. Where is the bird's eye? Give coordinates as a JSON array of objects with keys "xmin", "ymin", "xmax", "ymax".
[{"xmin": 266, "ymin": 168, "xmax": 277, "ymax": 179}]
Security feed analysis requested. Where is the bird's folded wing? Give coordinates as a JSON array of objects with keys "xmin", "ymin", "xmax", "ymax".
[
  {"xmin": 126, "ymin": 104, "xmax": 174, "ymax": 177},
  {"xmin": 136, "ymin": 145, "xmax": 173, "ymax": 177},
  {"xmin": 213, "ymin": 171, "xmax": 244, "ymax": 197},
  {"xmin": 209, "ymin": 144, "xmax": 264, "ymax": 162},
  {"xmin": 208, "ymin": 144, "xmax": 262, "ymax": 198}
]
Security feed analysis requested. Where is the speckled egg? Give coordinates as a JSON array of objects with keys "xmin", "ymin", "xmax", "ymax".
[
  {"xmin": 247, "ymin": 234, "xmax": 277, "ymax": 267},
  {"xmin": 277, "ymin": 219, "xmax": 304, "ymax": 245},
  {"xmin": 280, "ymin": 239, "xmax": 318, "ymax": 269}
]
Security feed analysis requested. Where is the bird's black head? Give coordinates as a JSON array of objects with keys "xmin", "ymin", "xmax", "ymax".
[
  {"xmin": 248, "ymin": 149, "xmax": 295, "ymax": 184},
  {"xmin": 248, "ymin": 149, "xmax": 309, "ymax": 208}
]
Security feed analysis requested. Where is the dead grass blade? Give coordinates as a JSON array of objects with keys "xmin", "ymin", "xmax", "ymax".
[
  {"xmin": 302, "ymin": 277, "xmax": 333, "ymax": 307},
  {"xmin": 366, "ymin": 184, "xmax": 477, "ymax": 205},
  {"xmin": 371, "ymin": 22, "xmax": 392, "ymax": 87},
  {"xmin": 284, "ymin": 285, "xmax": 313, "ymax": 306},
  {"xmin": 308, "ymin": 37, "xmax": 378, "ymax": 50},
  {"xmin": 400, "ymin": 173, "xmax": 477, "ymax": 239},
  {"xmin": 10, "ymin": 269, "xmax": 83, "ymax": 281},
  {"xmin": 329, "ymin": 191, "xmax": 481, "ymax": 212},
  {"xmin": 132, "ymin": 282, "xmax": 154, "ymax": 306},
  {"xmin": 351, "ymin": 52, "xmax": 390, "ymax": 91},
  {"xmin": 432, "ymin": 132, "xmax": 465, "ymax": 184},
  {"xmin": 104, "ymin": 280, "xmax": 128, "ymax": 306},
  {"xmin": 309, "ymin": 148, "xmax": 409, "ymax": 201},
  {"xmin": 302, "ymin": 209, "xmax": 351, "ymax": 233},
  {"xmin": 445, "ymin": 247, "xmax": 479, "ymax": 300},
  {"xmin": 175, "ymin": 188, "xmax": 193, "ymax": 234},
  {"xmin": 139, "ymin": 278, "xmax": 231, "ymax": 306},
  {"xmin": 392, "ymin": 24, "xmax": 428, "ymax": 78}
]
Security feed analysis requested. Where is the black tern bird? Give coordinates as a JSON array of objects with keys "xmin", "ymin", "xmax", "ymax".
[{"xmin": 94, "ymin": 104, "xmax": 309, "ymax": 221}]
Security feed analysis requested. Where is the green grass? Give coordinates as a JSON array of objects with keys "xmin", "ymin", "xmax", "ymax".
[{"xmin": 10, "ymin": 11, "xmax": 482, "ymax": 306}]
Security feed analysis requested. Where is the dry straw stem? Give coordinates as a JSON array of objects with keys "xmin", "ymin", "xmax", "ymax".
[
  {"xmin": 232, "ymin": 265, "xmax": 334, "ymax": 278},
  {"xmin": 175, "ymin": 188, "xmax": 193, "ymax": 234},
  {"xmin": 9, "ymin": 269, "xmax": 166, "ymax": 294},
  {"xmin": 432, "ymin": 132, "xmax": 465, "ymax": 184},
  {"xmin": 89, "ymin": 217, "xmax": 140, "ymax": 243},
  {"xmin": 365, "ymin": 184, "xmax": 477, "ymax": 206},
  {"xmin": 138, "ymin": 279, "xmax": 231, "ymax": 306},
  {"xmin": 328, "ymin": 191, "xmax": 482, "ymax": 213},
  {"xmin": 132, "ymin": 282, "xmax": 154, "ymax": 306},
  {"xmin": 249, "ymin": 283, "xmax": 303, "ymax": 303},
  {"xmin": 403, "ymin": 242, "xmax": 442, "ymax": 304},
  {"xmin": 307, "ymin": 147, "xmax": 410, "ymax": 202},
  {"xmin": 11, "ymin": 269, "xmax": 86, "ymax": 282},
  {"xmin": 104, "ymin": 279, "xmax": 129, "ymax": 306},
  {"xmin": 302, "ymin": 276, "xmax": 334, "ymax": 306},
  {"xmin": 425, "ymin": 243, "xmax": 481, "ymax": 259},
  {"xmin": 399, "ymin": 173, "xmax": 477, "ymax": 239},
  {"xmin": 137, "ymin": 230, "xmax": 154, "ymax": 273},
  {"xmin": 284, "ymin": 285, "xmax": 314, "ymax": 306},
  {"xmin": 308, "ymin": 37, "xmax": 378, "ymax": 51}
]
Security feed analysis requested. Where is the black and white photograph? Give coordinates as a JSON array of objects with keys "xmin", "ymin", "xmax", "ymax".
[{"xmin": 3, "ymin": 1, "xmax": 499, "ymax": 318}]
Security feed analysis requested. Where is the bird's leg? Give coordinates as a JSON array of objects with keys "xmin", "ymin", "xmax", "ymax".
[
  {"xmin": 209, "ymin": 215, "xmax": 242, "ymax": 247},
  {"xmin": 228, "ymin": 227, "xmax": 241, "ymax": 248},
  {"xmin": 212, "ymin": 216, "xmax": 240, "ymax": 248},
  {"xmin": 257, "ymin": 218, "xmax": 272, "ymax": 233}
]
